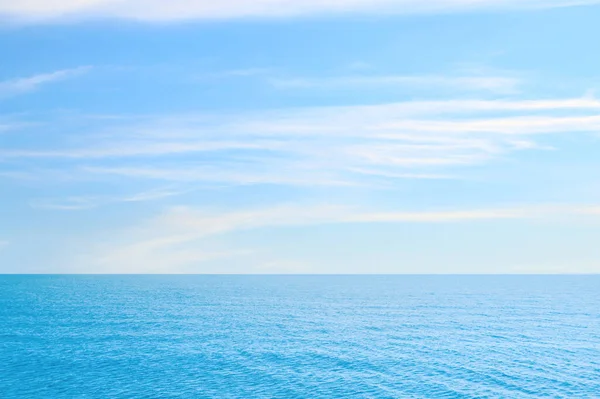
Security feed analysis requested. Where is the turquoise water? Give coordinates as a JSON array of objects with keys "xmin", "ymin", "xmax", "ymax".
[{"xmin": 1, "ymin": 275, "xmax": 599, "ymax": 398}]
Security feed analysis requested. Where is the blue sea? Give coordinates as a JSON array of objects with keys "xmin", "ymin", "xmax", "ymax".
[{"xmin": 1, "ymin": 275, "xmax": 599, "ymax": 398}]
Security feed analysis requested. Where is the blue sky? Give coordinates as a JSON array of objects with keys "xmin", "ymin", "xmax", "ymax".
[{"xmin": 1, "ymin": 0, "xmax": 600, "ymax": 273}]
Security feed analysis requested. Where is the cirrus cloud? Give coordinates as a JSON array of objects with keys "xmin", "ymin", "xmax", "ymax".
[
  {"xmin": 3, "ymin": 96, "xmax": 600, "ymax": 189},
  {"xmin": 2, "ymin": 0, "xmax": 600, "ymax": 22},
  {"xmin": 0, "ymin": 67, "xmax": 91, "ymax": 99},
  {"xmin": 79, "ymin": 202, "xmax": 600, "ymax": 273}
]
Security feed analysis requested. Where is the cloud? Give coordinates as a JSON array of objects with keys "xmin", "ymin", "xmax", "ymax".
[
  {"xmin": 224, "ymin": 99, "xmax": 600, "ymax": 136},
  {"xmin": 82, "ymin": 166, "xmax": 357, "ymax": 187},
  {"xmin": 140, "ymin": 202, "xmax": 600, "ymax": 233},
  {"xmin": 4, "ymin": 96, "xmax": 600, "ymax": 189},
  {"xmin": 0, "ymin": 122, "xmax": 29, "ymax": 134},
  {"xmin": 29, "ymin": 187, "xmax": 190, "ymax": 210},
  {"xmin": 199, "ymin": 68, "xmax": 272, "ymax": 79},
  {"xmin": 79, "ymin": 202, "xmax": 600, "ymax": 273},
  {"xmin": 1, "ymin": 0, "xmax": 600, "ymax": 21},
  {"xmin": 270, "ymin": 74, "xmax": 522, "ymax": 95},
  {"xmin": 0, "ymin": 140, "xmax": 275, "ymax": 159},
  {"xmin": 0, "ymin": 67, "xmax": 90, "ymax": 98}
]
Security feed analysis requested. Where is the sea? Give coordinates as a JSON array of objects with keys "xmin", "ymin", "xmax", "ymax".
[{"xmin": 1, "ymin": 275, "xmax": 599, "ymax": 398}]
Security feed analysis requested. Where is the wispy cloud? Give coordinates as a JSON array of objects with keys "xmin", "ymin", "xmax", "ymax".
[
  {"xmin": 0, "ymin": 67, "xmax": 90, "ymax": 98},
  {"xmin": 0, "ymin": 140, "xmax": 275, "ymax": 159},
  {"xmin": 2, "ymin": 0, "xmax": 600, "ymax": 21},
  {"xmin": 29, "ymin": 187, "xmax": 190, "ymax": 210},
  {"xmin": 131, "ymin": 202, "xmax": 600, "ymax": 236},
  {"xmin": 4, "ymin": 96, "xmax": 600, "ymax": 189},
  {"xmin": 270, "ymin": 74, "xmax": 522, "ymax": 94},
  {"xmin": 79, "ymin": 202, "xmax": 600, "ymax": 273},
  {"xmin": 82, "ymin": 166, "xmax": 357, "ymax": 187},
  {"xmin": 201, "ymin": 68, "xmax": 272, "ymax": 79},
  {"xmin": 0, "ymin": 121, "xmax": 29, "ymax": 134}
]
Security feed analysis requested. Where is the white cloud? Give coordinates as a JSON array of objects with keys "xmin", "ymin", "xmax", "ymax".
[
  {"xmin": 0, "ymin": 122, "xmax": 27, "ymax": 133},
  {"xmin": 0, "ymin": 67, "xmax": 90, "ymax": 98},
  {"xmin": 29, "ymin": 187, "xmax": 190, "ymax": 210},
  {"xmin": 79, "ymin": 202, "xmax": 600, "ymax": 273},
  {"xmin": 4, "ymin": 96, "xmax": 600, "ymax": 189},
  {"xmin": 222, "ymin": 99, "xmax": 600, "ymax": 137},
  {"xmin": 201, "ymin": 68, "xmax": 272, "ymax": 79},
  {"xmin": 0, "ymin": 140, "xmax": 274, "ymax": 159},
  {"xmin": 1, "ymin": 0, "xmax": 599, "ymax": 21},
  {"xmin": 82, "ymin": 166, "xmax": 357, "ymax": 187},
  {"xmin": 270, "ymin": 74, "xmax": 522, "ymax": 95}
]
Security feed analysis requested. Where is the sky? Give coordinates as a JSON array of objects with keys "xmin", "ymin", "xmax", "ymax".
[{"xmin": 1, "ymin": 0, "xmax": 600, "ymax": 274}]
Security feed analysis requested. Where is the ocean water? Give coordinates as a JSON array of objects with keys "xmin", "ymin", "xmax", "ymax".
[{"xmin": 1, "ymin": 275, "xmax": 599, "ymax": 398}]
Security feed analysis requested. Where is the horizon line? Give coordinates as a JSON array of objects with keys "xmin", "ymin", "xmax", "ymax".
[{"xmin": 2, "ymin": 273, "xmax": 599, "ymax": 276}]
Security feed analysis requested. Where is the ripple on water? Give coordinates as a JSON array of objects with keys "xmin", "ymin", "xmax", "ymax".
[{"xmin": 1, "ymin": 275, "xmax": 599, "ymax": 398}]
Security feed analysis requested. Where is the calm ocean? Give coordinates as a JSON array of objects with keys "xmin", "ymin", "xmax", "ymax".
[{"xmin": 1, "ymin": 275, "xmax": 599, "ymax": 398}]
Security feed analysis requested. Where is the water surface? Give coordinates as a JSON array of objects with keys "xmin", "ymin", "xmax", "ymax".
[{"xmin": 1, "ymin": 275, "xmax": 599, "ymax": 398}]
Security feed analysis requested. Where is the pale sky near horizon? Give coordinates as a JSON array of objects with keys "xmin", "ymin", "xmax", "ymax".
[{"xmin": 1, "ymin": 0, "xmax": 600, "ymax": 273}]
